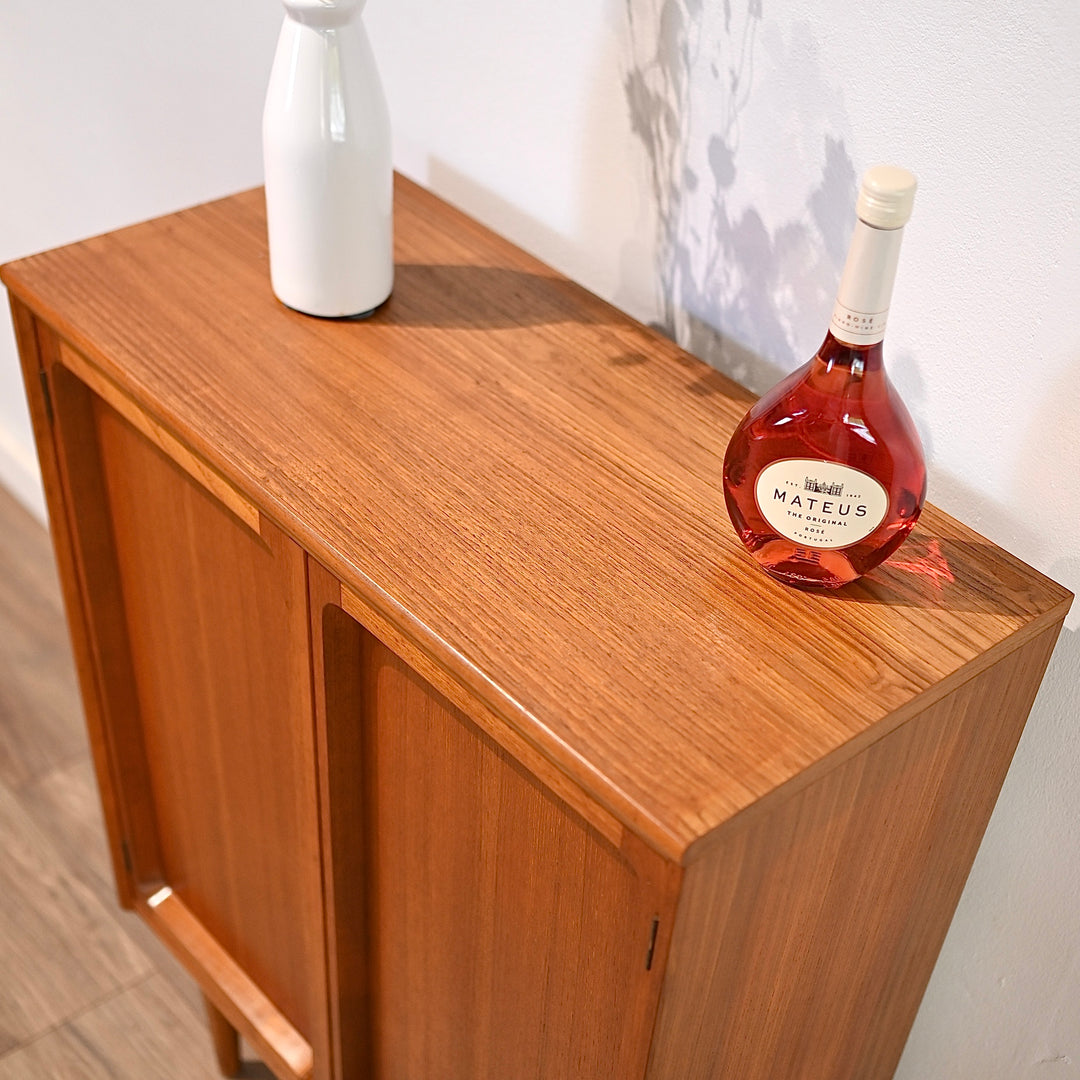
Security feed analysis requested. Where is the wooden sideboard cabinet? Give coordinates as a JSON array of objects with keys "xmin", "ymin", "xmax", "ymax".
[{"xmin": 2, "ymin": 178, "xmax": 1070, "ymax": 1080}]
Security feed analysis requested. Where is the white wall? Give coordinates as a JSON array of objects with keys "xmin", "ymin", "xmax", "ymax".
[
  {"xmin": 2, "ymin": 0, "xmax": 1078, "ymax": 1074},
  {"xmin": 0, "ymin": 0, "xmax": 283, "ymax": 517}
]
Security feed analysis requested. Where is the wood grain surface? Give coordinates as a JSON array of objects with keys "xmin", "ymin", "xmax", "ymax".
[
  {"xmin": 48, "ymin": 360, "xmax": 166, "ymax": 894},
  {"xmin": 8, "ymin": 299, "xmax": 137, "ymax": 904},
  {"xmin": 645, "ymin": 620, "xmax": 1062, "ymax": 1080},
  {"xmin": 338, "ymin": 579, "xmax": 626, "ymax": 848},
  {"xmin": 85, "ymin": 393, "xmax": 327, "ymax": 1068},
  {"xmin": 204, "ymin": 993, "xmax": 242, "ymax": 1078},
  {"xmin": 25, "ymin": 352, "xmax": 329, "ymax": 1075},
  {"xmin": 307, "ymin": 565, "xmax": 372, "ymax": 1080},
  {"xmin": 324, "ymin": 611, "xmax": 681, "ymax": 1080},
  {"xmin": 58, "ymin": 339, "xmax": 261, "ymax": 533},
  {"xmin": 2, "ymin": 179, "xmax": 1070, "ymax": 863},
  {"xmin": 140, "ymin": 890, "xmax": 313, "ymax": 1080}
]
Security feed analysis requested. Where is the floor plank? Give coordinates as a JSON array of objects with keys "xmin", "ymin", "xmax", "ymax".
[
  {"xmin": 21, "ymin": 757, "xmax": 208, "ymax": 1019},
  {"xmin": 0, "ymin": 486, "xmax": 86, "ymax": 791},
  {"xmin": 0, "ymin": 975, "xmax": 225, "ymax": 1080},
  {"xmin": 0, "ymin": 776, "xmax": 152, "ymax": 1052}
]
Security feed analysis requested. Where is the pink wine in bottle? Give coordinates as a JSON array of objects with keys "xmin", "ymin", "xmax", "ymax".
[{"xmin": 723, "ymin": 165, "xmax": 927, "ymax": 589}]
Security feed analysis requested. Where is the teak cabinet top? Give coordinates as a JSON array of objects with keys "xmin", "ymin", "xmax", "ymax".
[{"xmin": 2, "ymin": 177, "xmax": 1069, "ymax": 863}]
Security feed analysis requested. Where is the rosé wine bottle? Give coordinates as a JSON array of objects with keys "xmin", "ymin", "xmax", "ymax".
[{"xmin": 723, "ymin": 166, "xmax": 926, "ymax": 589}]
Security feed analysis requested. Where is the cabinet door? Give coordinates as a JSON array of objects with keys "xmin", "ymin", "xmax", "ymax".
[
  {"xmin": 48, "ymin": 357, "xmax": 326, "ymax": 1080},
  {"xmin": 319, "ymin": 603, "xmax": 676, "ymax": 1080}
]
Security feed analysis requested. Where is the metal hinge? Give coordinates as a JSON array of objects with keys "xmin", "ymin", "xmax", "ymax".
[
  {"xmin": 645, "ymin": 917, "xmax": 660, "ymax": 971},
  {"xmin": 39, "ymin": 369, "xmax": 54, "ymax": 424}
]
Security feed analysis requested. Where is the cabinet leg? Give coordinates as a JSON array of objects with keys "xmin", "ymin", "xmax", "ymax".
[{"xmin": 203, "ymin": 993, "xmax": 241, "ymax": 1077}]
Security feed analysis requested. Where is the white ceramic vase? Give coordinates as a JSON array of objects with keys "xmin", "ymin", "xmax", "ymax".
[{"xmin": 263, "ymin": 0, "xmax": 393, "ymax": 318}]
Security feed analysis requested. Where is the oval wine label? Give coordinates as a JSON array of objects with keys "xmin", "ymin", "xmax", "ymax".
[{"xmin": 754, "ymin": 459, "xmax": 889, "ymax": 549}]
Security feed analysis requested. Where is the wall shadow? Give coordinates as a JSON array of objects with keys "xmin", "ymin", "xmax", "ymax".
[{"xmin": 623, "ymin": 0, "xmax": 856, "ymax": 396}]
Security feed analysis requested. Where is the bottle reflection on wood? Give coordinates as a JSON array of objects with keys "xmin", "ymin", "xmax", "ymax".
[{"xmin": 723, "ymin": 166, "xmax": 927, "ymax": 589}]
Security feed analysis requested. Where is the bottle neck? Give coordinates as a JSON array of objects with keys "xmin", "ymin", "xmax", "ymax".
[
  {"xmin": 829, "ymin": 218, "xmax": 906, "ymax": 347},
  {"xmin": 283, "ymin": 0, "xmax": 361, "ymax": 29},
  {"xmin": 817, "ymin": 331, "xmax": 883, "ymax": 376}
]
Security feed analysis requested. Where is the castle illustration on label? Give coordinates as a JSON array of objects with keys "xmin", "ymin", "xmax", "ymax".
[{"xmin": 804, "ymin": 477, "xmax": 845, "ymax": 497}]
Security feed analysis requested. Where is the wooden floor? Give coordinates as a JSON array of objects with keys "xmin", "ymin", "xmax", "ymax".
[{"xmin": 0, "ymin": 483, "xmax": 271, "ymax": 1079}]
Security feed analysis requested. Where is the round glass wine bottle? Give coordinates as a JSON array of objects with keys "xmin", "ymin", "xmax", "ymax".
[{"xmin": 722, "ymin": 166, "xmax": 927, "ymax": 589}]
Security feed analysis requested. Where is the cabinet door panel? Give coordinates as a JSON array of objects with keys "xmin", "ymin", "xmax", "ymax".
[
  {"xmin": 325, "ymin": 612, "xmax": 672, "ymax": 1080},
  {"xmin": 46, "ymin": 355, "xmax": 328, "ymax": 1077},
  {"xmin": 90, "ymin": 395, "xmax": 324, "ymax": 1041}
]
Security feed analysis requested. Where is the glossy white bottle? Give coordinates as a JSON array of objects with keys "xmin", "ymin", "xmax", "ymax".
[{"xmin": 263, "ymin": 0, "xmax": 393, "ymax": 318}]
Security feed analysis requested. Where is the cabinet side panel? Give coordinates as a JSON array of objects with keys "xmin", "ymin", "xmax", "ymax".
[
  {"xmin": 329, "ymin": 620, "xmax": 677, "ymax": 1080},
  {"xmin": 91, "ymin": 396, "xmax": 326, "ymax": 1049},
  {"xmin": 647, "ymin": 623, "xmax": 1061, "ymax": 1080}
]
